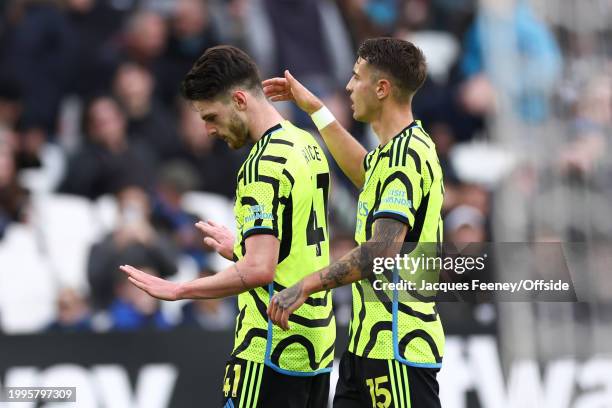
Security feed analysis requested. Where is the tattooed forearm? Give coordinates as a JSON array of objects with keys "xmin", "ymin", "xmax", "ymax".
[
  {"xmin": 317, "ymin": 218, "xmax": 407, "ymax": 290},
  {"xmin": 276, "ymin": 280, "xmax": 304, "ymax": 309}
]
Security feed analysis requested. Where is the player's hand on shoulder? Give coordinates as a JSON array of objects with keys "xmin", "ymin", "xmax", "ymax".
[
  {"xmin": 195, "ymin": 220, "xmax": 235, "ymax": 260},
  {"xmin": 262, "ymin": 70, "xmax": 323, "ymax": 115}
]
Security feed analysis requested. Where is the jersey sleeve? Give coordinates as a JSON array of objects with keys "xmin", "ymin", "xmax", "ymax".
[
  {"xmin": 236, "ymin": 164, "xmax": 291, "ymax": 240},
  {"xmin": 372, "ymin": 152, "xmax": 423, "ymax": 228}
]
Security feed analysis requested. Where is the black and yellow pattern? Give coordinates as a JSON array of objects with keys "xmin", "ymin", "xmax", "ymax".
[
  {"xmin": 231, "ymin": 121, "xmax": 335, "ymax": 374},
  {"xmin": 350, "ymin": 120, "xmax": 444, "ymax": 366}
]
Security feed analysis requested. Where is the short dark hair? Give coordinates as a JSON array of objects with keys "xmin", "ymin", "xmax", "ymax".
[
  {"xmin": 357, "ymin": 38, "xmax": 427, "ymax": 101},
  {"xmin": 181, "ymin": 45, "xmax": 262, "ymax": 101}
]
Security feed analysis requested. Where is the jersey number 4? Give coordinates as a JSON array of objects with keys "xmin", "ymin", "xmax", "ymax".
[{"xmin": 306, "ymin": 173, "xmax": 330, "ymax": 256}]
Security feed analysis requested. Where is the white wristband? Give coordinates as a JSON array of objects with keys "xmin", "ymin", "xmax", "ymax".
[{"xmin": 310, "ymin": 106, "xmax": 335, "ymax": 130}]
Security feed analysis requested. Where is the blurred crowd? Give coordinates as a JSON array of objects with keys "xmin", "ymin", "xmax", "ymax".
[{"xmin": 0, "ymin": 0, "xmax": 609, "ymax": 334}]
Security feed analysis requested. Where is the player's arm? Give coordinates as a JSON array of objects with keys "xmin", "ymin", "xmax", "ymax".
[
  {"xmin": 267, "ymin": 218, "xmax": 407, "ymax": 330},
  {"xmin": 120, "ymin": 234, "xmax": 279, "ymax": 300},
  {"xmin": 263, "ymin": 70, "xmax": 367, "ymax": 188}
]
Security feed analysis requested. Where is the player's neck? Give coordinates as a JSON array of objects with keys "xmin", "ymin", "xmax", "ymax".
[
  {"xmin": 371, "ymin": 103, "xmax": 414, "ymax": 146},
  {"xmin": 248, "ymin": 100, "xmax": 285, "ymax": 143}
]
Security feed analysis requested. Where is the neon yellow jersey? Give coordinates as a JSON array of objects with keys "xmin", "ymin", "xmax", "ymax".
[
  {"xmin": 351, "ymin": 120, "xmax": 445, "ymax": 367},
  {"xmin": 232, "ymin": 121, "xmax": 335, "ymax": 375}
]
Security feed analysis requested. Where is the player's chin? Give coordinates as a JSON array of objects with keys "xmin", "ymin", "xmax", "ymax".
[
  {"xmin": 225, "ymin": 138, "xmax": 242, "ymax": 150},
  {"xmin": 352, "ymin": 110, "xmax": 366, "ymax": 123}
]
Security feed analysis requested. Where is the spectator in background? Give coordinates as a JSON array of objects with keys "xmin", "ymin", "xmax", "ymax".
[
  {"xmin": 14, "ymin": 118, "xmax": 46, "ymax": 169},
  {"xmin": 87, "ymin": 184, "xmax": 177, "ymax": 308},
  {"xmin": 65, "ymin": 0, "xmax": 125, "ymax": 97},
  {"xmin": 46, "ymin": 288, "xmax": 93, "ymax": 332},
  {"xmin": 445, "ymin": 204, "xmax": 486, "ymax": 245},
  {"xmin": 109, "ymin": 263, "xmax": 173, "ymax": 331},
  {"xmin": 59, "ymin": 96, "xmax": 155, "ymax": 199},
  {"xmin": 113, "ymin": 61, "xmax": 178, "ymax": 161},
  {"xmin": 0, "ymin": 78, "xmax": 22, "ymax": 131},
  {"xmin": 180, "ymin": 268, "xmax": 235, "ymax": 330},
  {"xmin": 152, "ymin": 161, "xmax": 208, "ymax": 269},
  {"xmin": 460, "ymin": 0, "xmax": 562, "ymax": 124},
  {"xmin": 0, "ymin": 139, "xmax": 29, "ymax": 240},
  {"xmin": 558, "ymin": 74, "xmax": 610, "ymax": 177},
  {"xmin": 337, "ymin": 0, "xmax": 400, "ymax": 42},
  {"xmin": 158, "ymin": 0, "xmax": 220, "ymax": 105},
  {"xmin": 95, "ymin": 10, "xmax": 168, "ymax": 95},
  {"xmin": 170, "ymin": 101, "xmax": 242, "ymax": 199},
  {"xmin": 0, "ymin": 0, "xmax": 76, "ymax": 134}
]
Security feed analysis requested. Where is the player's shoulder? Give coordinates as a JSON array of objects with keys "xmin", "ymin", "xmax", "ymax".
[{"xmin": 384, "ymin": 122, "xmax": 438, "ymax": 173}]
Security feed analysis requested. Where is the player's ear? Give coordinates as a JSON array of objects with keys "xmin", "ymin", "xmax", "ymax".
[
  {"xmin": 232, "ymin": 90, "xmax": 248, "ymax": 111},
  {"xmin": 376, "ymin": 79, "xmax": 391, "ymax": 100}
]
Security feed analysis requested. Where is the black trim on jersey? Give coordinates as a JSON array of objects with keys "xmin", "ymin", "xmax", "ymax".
[
  {"xmin": 392, "ymin": 137, "xmax": 400, "ymax": 167},
  {"xmin": 248, "ymin": 288, "xmax": 269, "ymax": 321},
  {"xmin": 405, "ymin": 192, "xmax": 430, "ymax": 243},
  {"xmin": 406, "ymin": 289, "xmax": 437, "ymax": 303},
  {"xmin": 362, "ymin": 321, "xmax": 393, "ymax": 357},
  {"xmin": 260, "ymin": 155, "xmax": 287, "ymax": 164},
  {"xmin": 320, "ymin": 343, "xmax": 335, "ymax": 367},
  {"xmin": 237, "ymin": 168, "xmax": 245, "ymax": 186},
  {"xmin": 262, "ymin": 123, "xmax": 283, "ymax": 137},
  {"xmin": 364, "ymin": 181, "xmax": 382, "ymax": 241},
  {"xmin": 367, "ymin": 150, "xmax": 387, "ymax": 179},
  {"xmin": 278, "ymin": 191, "xmax": 293, "ymax": 263},
  {"xmin": 412, "ymin": 133, "xmax": 432, "ymax": 149},
  {"xmin": 232, "ymin": 328, "xmax": 268, "ymax": 356},
  {"xmin": 259, "ymin": 175, "xmax": 281, "ymax": 233},
  {"xmin": 426, "ymin": 161, "xmax": 434, "ymax": 187},
  {"xmin": 408, "ymin": 148, "xmax": 422, "ymax": 173},
  {"xmin": 400, "ymin": 131, "xmax": 410, "ymax": 166},
  {"xmin": 270, "ymin": 335, "xmax": 317, "ymax": 370},
  {"xmin": 270, "ymin": 335, "xmax": 332, "ymax": 370},
  {"xmin": 282, "ymin": 169, "xmax": 295, "ymax": 187},
  {"xmin": 243, "ymin": 227, "xmax": 277, "ymax": 240},
  {"xmin": 278, "ymin": 168, "xmax": 295, "ymax": 263},
  {"xmin": 289, "ymin": 306, "xmax": 334, "ymax": 328},
  {"xmin": 235, "ymin": 306, "xmax": 246, "ymax": 337},
  {"xmin": 388, "ymin": 121, "xmax": 417, "ymax": 144},
  {"xmin": 372, "ymin": 210, "xmax": 409, "ymax": 225},
  {"xmin": 253, "ymin": 135, "xmax": 271, "ymax": 182},
  {"xmin": 398, "ymin": 329, "xmax": 443, "ymax": 364},
  {"xmin": 269, "ymin": 138, "xmax": 294, "ymax": 146},
  {"xmin": 351, "ymin": 281, "xmax": 366, "ymax": 354},
  {"xmin": 242, "ymin": 150, "xmax": 255, "ymax": 186}
]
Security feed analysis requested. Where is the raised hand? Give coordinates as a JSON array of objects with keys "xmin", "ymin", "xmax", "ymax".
[
  {"xmin": 195, "ymin": 220, "xmax": 235, "ymax": 260},
  {"xmin": 262, "ymin": 70, "xmax": 323, "ymax": 115},
  {"xmin": 120, "ymin": 265, "xmax": 180, "ymax": 301},
  {"xmin": 266, "ymin": 281, "xmax": 308, "ymax": 331}
]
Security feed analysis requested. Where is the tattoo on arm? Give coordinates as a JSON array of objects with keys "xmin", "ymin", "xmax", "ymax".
[
  {"xmin": 234, "ymin": 264, "xmax": 248, "ymax": 289},
  {"xmin": 319, "ymin": 218, "xmax": 406, "ymax": 290},
  {"xmin": 276, "ymin": 280, "xmax": 304, "ymax": 309}
]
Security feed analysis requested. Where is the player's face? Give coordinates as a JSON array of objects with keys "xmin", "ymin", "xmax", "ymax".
[
  {"xmin": 192, "ymin": 99, "xmax": 249, "ymax": 149},
  {"xmin": 346, "ymin": 58, "xmax": 380, "ymax": 123}
]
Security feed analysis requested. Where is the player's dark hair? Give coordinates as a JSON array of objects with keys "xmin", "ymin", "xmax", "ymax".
[
  {"xmin": 357, "ymin": 38, "xmax": 427, "ymax": 101},
  {"xmin": 181, "ymin": 45, "xmax": 262, "ymax": 101}
]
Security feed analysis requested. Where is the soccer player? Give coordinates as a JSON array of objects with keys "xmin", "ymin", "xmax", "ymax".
[
  {"xmin": 264, "ymin": 38, "xmax": 444, "ymax": 407},
  {"xmin": 120, "ymin": 45, "xmax": 335, "ymax": 408}
]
